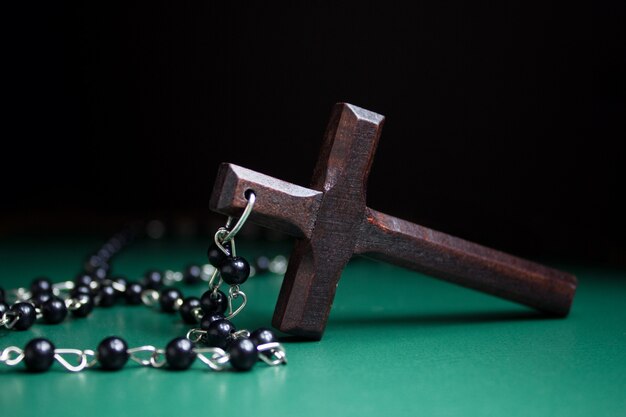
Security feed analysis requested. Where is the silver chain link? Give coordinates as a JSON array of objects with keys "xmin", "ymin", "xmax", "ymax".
[
  {"xmin": 1, "ymin": 311, "xmax": 21, "ymax": 329},
  {"xmin": 225, "ymin": 285, "xmax": 247, "ymax": 320},
  {"xmin": 0, "ymin": 347, "xmax": 24, "ymax": 366},
  {"xmin": 0, "ymin": 342, "xmax": 287, "ymax": 372}
]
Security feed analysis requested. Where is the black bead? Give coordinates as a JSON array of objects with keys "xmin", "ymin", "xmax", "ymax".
[
  {"xmin": 71, "ymin": 285, "xmax": 92, "ymax": 298},
  {"xmin": 116, "ymin": 228, "xmax": 133, "ymax": 243},
  {"xmin": 255, "ymin": 256, "xmax": 271, "ymax": 274},
  {"xmin": 0, "ymin": 287, "xmax": 5, "ymax": 303},
  {"xmin": 92, "ymin": 266, "xmax": 108, "ymax": 282},
  {"xmin": 219, "ymin": 256, "xmax": 251, "ymax": 285},
  {"xmin": 84, "ymin": 254, "xmax": 107, "ymax": 273},
  {"xmin": 200, "ymin": 313, "xmax": 225, "ymax": 331},
  {"xmin": 71, "ymin": 294, "xmax": 94, "ymax": 318},
  {"xmin": 30, "ymin": 292, "xmax": 52, "ymax": 307},
  {"xmin": 179, "ymin": 297, "xmax": 202, "ymax": 324},
  {"xmin": 97, "ymin": 285, "xmax": 117, "ymax": 307},
  {"xmin": 125, "ymin": 282, "xmax": 144, "ymax": 305},
  {"xmin": 0, "ymin": 302, "xmax": 8, "ymax": 316},
  {"xmin": 183, "ymin": 264, "xmax": 203, "ymax": 285},
  {"xmin": 143, "ymin": 270, "xmax": 163, "ymax": 290},
  {"xmin": 228, "ymin": 338, "xmax": 258, "ymax": 371},
  {"xmin": 97, "ymin": 247, "xmax": 113, "ymax": 262},
  {"xmin": 75, "ymin": 273, "xmax": 95, "ymax": 289},
  {"xmin": 30, "ymin": 277, "xmax": 53, "ymax": 296},
  {"xmin": 108, "ymin": 236, "xmax": 124, "ymax": 252},
  {"xmin": 165, "ymin": 337, "xmax": 196, "ymax": 370},
  {"xmin": 10, "ymin": 302, "xmax": 37, "ymax": 330},
  {"xmin": 97, "ymin": 336, "xmax": 129, "ymax": 370},
  {"xmin": 250, "ymin": 328, "xmax": 278, "ymax": 347},
  {"xmin": 200, "ymin": 290, "xmax": 228, "ymax": 314},
  {"xmin": 207, "ymin": 242, "xmax": 231, "ymax": 267},
  {"xmin": 160, "ymin": 288, "xmax": 183, "ymax": 313},
  {"xmin": 103, "ymin": 241, "xmax": 118, "ymax": 254},
  {"xmin": 41, "ymin": 297, "xmax": 68, "ymax": 324},
  {"xmin": 206, "ymin": 319, "xmax": 236, "ymax": 349},
  {"xmin": 23, "ymin": 338, "xmax": 56, "ymax": 372}
]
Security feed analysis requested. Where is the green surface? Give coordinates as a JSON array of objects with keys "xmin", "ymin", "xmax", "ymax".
[{"xmin": 0, "ymin": 237, "xmax": 625, "ymax": 417}]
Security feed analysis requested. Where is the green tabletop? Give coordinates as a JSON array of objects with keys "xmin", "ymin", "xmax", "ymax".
[{"xmin": 0, "ymin": 237, "xmax": 625, "ymax": 417}]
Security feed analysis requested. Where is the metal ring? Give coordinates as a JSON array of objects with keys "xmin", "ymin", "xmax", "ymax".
[
  {"xmin": 214, "ymin": 227, "xmax": 229, "ymax": 251},
  {"xmin": 231, "ymin": 329, "xmax": 251, "ymax": 340},
  {"xmin": 186, "ymin": 328, "xmax": 206, "ymax": 343},
  {"xmin": 83, "ymin": 349, "xmax": 99, "ymax": 368},
  {"xmin": 222, "ymin": 191, "xmax": 256, "ymax": 242},
  {"xmin": 191, "ymin": 307, "xmax": 204, "ymax": 323},
  {"xmin": 214, "ymin": 227, "xmax": 237, "ymax": 258},
  {"xmin": 140, "ymin": 289, "xmax": 160, "ymax": 307},
  {"xmin": 1, "ymin": 311, "xmax": 21, "ymax": 329},
  {"xmin": 149, "ymin": 349, "xmax": 167, "ymax": 368},
  {"xmin": 65, "ymin": 295, "xmax": 89, "ymax": 311}
]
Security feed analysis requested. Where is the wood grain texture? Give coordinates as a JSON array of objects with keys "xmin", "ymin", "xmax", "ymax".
[
  {"xmin": 356, "ymin": 208, "xmax": 577, "ymax": 317},
  {"xmin": 272, "ymin": 104, "xmax": 384, "ymax": 337},
  {"xmin": 209, "ymin": 102, "xmax": 578, "ymax": 339},
  {"xmin": 210, "ymin": 163, "xmax": 322, "ymax": 239}
]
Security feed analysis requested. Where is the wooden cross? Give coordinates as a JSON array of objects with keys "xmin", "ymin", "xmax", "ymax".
[{"xmin": 209, "ymin": 103, "xmax": 578, "ymax": 340}]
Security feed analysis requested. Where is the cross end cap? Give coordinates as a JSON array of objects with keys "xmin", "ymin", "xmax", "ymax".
[
  {"xmin": 337, "ymin": 102, "xmax": 386, "ymax": 125},
  {"xmin": 209, "ymin": 163, "xmax": 250, "ymax": 215},
  {"xmin": 272, "ymin": 316, "xmax": 324, "ymax": 340}
]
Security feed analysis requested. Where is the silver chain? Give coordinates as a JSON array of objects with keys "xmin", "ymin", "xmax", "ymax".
[
  {"xmin": 197, "ymin": 191, "xmax": 256, "ymax": 324},
  {"xmin": 0, "ymin": 342, "xmax": 287, "ymax": 372},
  {"xmin": 1, "ymin": 190, "xmax": 289, "ymax": 372}
]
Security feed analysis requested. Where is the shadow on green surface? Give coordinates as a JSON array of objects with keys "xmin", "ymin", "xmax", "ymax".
[
  {"xmin": 330, "ymin": 309, "xmax": 555, "ymax": 328},
  {"xmin": 276, "ymin": 310, "xmax": 557, "ymax": 343},
  {"xmin": 278, "ymin": 335, "xmax": 321, "ymax": 344}
]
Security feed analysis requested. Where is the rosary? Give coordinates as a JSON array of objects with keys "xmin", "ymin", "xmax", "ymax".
[{"xmin": 0, "ymin": 191, "xmax": 288, "ymax": 373}]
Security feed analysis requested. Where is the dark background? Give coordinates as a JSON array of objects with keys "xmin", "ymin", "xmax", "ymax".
[{"xmin": 1, "ymin": 2, "xmax": 624, "ymax": 266}]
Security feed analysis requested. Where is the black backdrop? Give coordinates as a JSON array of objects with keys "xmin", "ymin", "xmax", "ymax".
[{"xmin": 2, "ymin": 2, "xmax": 624, "ymax": 266}]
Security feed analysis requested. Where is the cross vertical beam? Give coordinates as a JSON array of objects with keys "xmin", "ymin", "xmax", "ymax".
[{"xmin": 273, "ymin": 104, "xmax": 384, "ymax": 337}]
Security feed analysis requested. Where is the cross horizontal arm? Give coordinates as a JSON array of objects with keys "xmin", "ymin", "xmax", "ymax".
[
  {"xmin": 355, "ymin": 208, "xmax": 577, "ymax": 316},
  {"xmin": 209, "ymin": 163, "xmax": 322, "ymax": 239}
]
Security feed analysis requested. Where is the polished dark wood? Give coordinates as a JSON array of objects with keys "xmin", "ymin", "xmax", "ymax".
[{"xmin": 209, "ymin": 103, "xmax": 578, "ymax": 340}]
